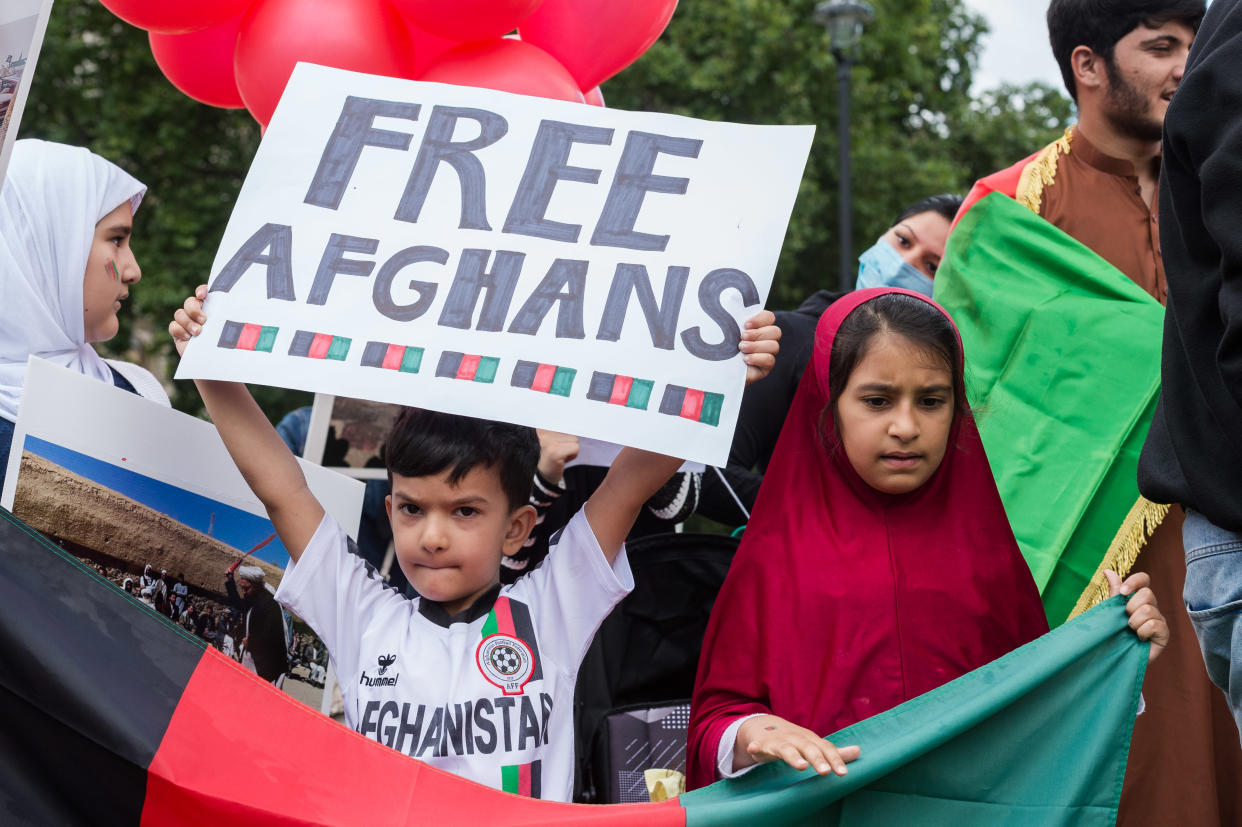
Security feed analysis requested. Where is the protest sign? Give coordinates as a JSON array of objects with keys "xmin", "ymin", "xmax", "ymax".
[
  {"xmin": 0, "ymin": 0, "xmax": 52, "ymax": 187},
  {"xmin": 176, "ymin": 63, "xmax": 814, "ymax": 466},
  {"xmin": 2, "ymin": 357, "xmax": 364, "ymax": 715}
]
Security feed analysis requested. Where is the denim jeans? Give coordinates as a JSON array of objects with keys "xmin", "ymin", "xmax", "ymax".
[{"xmin": 1183, "ymin": 508, "xmax": 1242, "ymax": 742}]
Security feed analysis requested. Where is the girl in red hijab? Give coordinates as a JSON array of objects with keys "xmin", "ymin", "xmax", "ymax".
[{"xmin": 687, "ymin": 287, "xmax": 1167, "ymax": 788}]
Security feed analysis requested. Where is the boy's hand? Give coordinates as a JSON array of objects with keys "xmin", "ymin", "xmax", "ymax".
[
  {"xmin": 740, "ymin": 310, "xmax": 780, "ymax": 385},
  {"xmin": 169, "ymin": 284, "xmax": 209, "ymax": 357},
  {"xmin": 536, "ymin": 430, "xmax": 579, "ymax": 485},
  {"xmin": 735, "ymin": 714, "xmax": 859, "ymax": 776},
  {"xmin": 1106, "ymin": 570, "xmax": 1169, "ymax": 662}
]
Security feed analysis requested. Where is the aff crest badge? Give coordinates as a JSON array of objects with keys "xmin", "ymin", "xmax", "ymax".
[{"xmin": 476, "ymin": 633, "xmax": 535, "ymax": 696}]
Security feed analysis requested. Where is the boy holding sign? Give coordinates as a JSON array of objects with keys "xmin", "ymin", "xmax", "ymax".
[{"xmin": 171, "ymin": 284, "xmax": 779, "ymax": 801}]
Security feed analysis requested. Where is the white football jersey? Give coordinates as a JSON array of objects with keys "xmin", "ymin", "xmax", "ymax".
[{"xmin": 276, "ymin": 508, "xmax": 632, "ymax": 801}]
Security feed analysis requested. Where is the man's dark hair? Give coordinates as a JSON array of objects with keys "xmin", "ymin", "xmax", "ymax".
[
  {"xmin": 1047, "ymin": 0, "xmax": 1205, "ymax": 101},
  {"xmin": 892, "ymin": 193, "xmax": 964, "ymax": 228},
  {"xmin": 385, "ymin": 408, "xmax": 539, "ymax": 511}
]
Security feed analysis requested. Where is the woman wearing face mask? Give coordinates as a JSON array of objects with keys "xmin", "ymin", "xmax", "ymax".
[
  {"xmin": 697, "ymin": 193, "xmax": 964, "ymax": 526},
  {"xmin": 855, "ymin": 193, "xmax": 961, "ymax": 295},
  {"xmin": 0, "ymin": 140, "xmax": 170, "ymax": 491}
]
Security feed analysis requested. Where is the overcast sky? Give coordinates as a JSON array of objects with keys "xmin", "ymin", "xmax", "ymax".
[{"xmin": 961, "ymin": 1, "xmax": 1066, "ymax": 91}]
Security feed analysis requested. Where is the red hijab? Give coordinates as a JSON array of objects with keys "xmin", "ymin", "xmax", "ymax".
[{"xmin": 687, "ymin": 288, "xmax": 1047, "ymax": 788}]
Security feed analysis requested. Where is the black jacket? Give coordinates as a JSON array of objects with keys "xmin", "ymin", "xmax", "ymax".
[
  {"xmin": 698, "ymin": 289, "xmax": 843, "ymax": 525},
  {"xmin": 226, "ymin": 576, "xmax": 289, "ymax": 681},
  {"xmin": 1138, "ymin": 0, "xmax": 1242, "ymax": 531}
]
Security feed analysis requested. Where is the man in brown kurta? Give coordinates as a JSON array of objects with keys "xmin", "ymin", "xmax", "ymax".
[{"xmin": 970, "ymin": 2, "xmax": 1240, "ymax": 824}]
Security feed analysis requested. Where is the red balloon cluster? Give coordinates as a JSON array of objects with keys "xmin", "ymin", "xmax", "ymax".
[{"xmin": 103, "ymin": 0, "xmax": 677, "ymax": 126}]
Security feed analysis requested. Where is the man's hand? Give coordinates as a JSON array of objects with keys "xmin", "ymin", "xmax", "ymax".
[
  {"xmin": 169, "ymin": 284, "xmax": 209, "ymax": 357},
  {"xmin": 536, "ymin": 430, "xmax": 579, "ymax": 486},
  {"xmin": 1106, "ymin": 570, "xmax": 1169, "ymax": 662},
  {"xmin": 734, "ymin": 714, "xmax": 860, "ymax": 776},
  {"xmin": 740, "ymin": 309, "xmax": 780, "ymax": 385}
]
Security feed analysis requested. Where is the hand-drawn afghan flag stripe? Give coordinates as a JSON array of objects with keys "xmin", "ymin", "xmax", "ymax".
[
  {"xmin": 501, "ymin": 760, "xmax": 542, "ymax": 799},
  {"xmin": 361, "ymin": 341, "xmax": 424, "ymax": 374},
  {"xmin": 436, "ymin": 351, "xmax": 500, "ymax": 383},
  {"xmin": 217, "ymin": 320, "xmax": 278, "ymax": 353},
  {"xmin": 660, "ymin": 385, "xmax": 724, "ymax": 426},
  {"xmin": 289, "ymin": 330, "xmax": 351, "ymax": 361},
  {"xmin": 480, "ymin": 595, "xmax": 543, "ymax": 683},
  {"xmin": 586, "ymin": 371, "xmax": 654, "ymax": 410},
  {"xmin": 510, "ymin": 361, "xmax": 576, "ymax": 397}
]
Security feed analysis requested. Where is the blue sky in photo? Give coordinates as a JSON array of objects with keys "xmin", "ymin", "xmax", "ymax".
[{"xmin": 23, "ymin": 436, "xmax": 289, "ymax": 566}]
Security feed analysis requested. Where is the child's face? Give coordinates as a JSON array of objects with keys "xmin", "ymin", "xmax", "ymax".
[
  {"xmin": 83, "ymin": 201, "xmax": 141, "ymax": 343},
  {"xmin": 837, "ymin": 331, "xmax": 955, "ymax": 495},
  {"xmin": 386, "ymin": 465, "xmax": 534, "ymax": 616}
]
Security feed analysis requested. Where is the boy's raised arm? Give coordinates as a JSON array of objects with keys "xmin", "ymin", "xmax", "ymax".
[
  {"xmin": 585, "ymin": 310, "xmax": 780, "ymax": 563},
  {"xmin": 171, "ymin": 285, "xmax": 324, "ymax": 561}
]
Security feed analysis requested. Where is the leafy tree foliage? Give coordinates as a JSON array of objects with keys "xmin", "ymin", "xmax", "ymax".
[
  {"xmin": 23, "ymin": 0, "xmax": 1071, "ymax": 419},
  {"xmin": 605, "ymin": 0, "xmax": 1074, "ymax": 307}
]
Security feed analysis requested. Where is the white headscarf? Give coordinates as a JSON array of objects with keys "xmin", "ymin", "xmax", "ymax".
[
  {"xmin": 0, "ymin": 139, "xmax": 154, "ymax": 421},
  {"xmin": 236, "ymin": 565, "xmax": 266, "ymax": 584}
]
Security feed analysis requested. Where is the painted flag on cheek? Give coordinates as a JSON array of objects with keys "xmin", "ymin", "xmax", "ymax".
[
  {"xmin": 0, "ymin": 503, "xmax": 1146, "ymax": 824},
  {"xmin": 437, "ymin": 351, "xmax": 500, "ymax": 383},
  {"xmin": 289, "ymin": 330, "xmax": 351, "ymax": 361},
  {"xmin": 586, "ymin": 372, "xmax": 654, "ymax": 410},
  {"xmin": 361, "ymin": 341, "xmax": 424, "ymax": 374},
  {"xmin": 659, "ymin": 386, "xmax": 724, "ymax": 427},
  {"xmin": 217, "ymin": 321, "xmax": 278, "ymax": 353},
  {"xmin": 510, "ymin": 361, "xmax": 576, "ymax": 397}
]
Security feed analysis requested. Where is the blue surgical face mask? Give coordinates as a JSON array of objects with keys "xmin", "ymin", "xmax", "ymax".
[{"xmin": 855, "ymin": 236, "xmax": 935, "ymax": 297}]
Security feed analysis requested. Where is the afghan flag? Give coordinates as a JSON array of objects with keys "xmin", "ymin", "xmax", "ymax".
[
  {"xmin": 934, "ymin": 191, "xmax": 1166, "ymax": 625},
  {"xmin": 289, "ymin": 330, "xmax": 351, "ymax": 361},
  {"xmin": 510, "ymin": 361, "xmax": 576, "ymax": 397},
  {"xmin": 218, "ymin": 321, "xmax": 278, "ymax": 353},
  {"xmin": 0, "ymin": 505, "xmax": 1149, "ymax": 824},
  {"xmin": 659, "ymin": 385, "xmax": 724, "ymax": 427},
  {"xmin": 361, "ymin": 341, "xmax": 424, "ymax": 374},
  {"xmin": 436, "ymin": 351, "xmax": 500, "ymax": 383},
  {"xmin": 586, "ymin": 371, "xmax": 654, "ymax": 410}
]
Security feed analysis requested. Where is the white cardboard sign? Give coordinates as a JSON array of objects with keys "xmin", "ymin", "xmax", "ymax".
[{"xmin": 176, "ymin": 63, "xmax": 814, "ymax": 466}]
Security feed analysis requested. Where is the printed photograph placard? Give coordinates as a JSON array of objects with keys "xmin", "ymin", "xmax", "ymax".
[
  {"xmin": 0, "ymin": 0, "xmax": 53, "ymax": 187},
  {"xmin": 2, "ymin": 358, "xmax": 365, "ymax": 714},
  {"xmin": 176, "ymin": 63, "xmax": 815, "ymax": 466},
  {"xmin": 303, "ymin": 393, "xmax": 400, "ymax": 481}
]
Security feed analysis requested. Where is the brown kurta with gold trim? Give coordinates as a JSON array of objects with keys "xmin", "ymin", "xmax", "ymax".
[
  {"xmin": 1038, "ymin": 126, "xmax": 1167, "ymax": 303},
  {"xmin": 1023, "ymin": 124, "xmax": 1240, "ymax": 827}
]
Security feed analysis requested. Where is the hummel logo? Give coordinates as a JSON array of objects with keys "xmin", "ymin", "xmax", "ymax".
[{"xmin": 378, "ymin": 654, "xmax": 396, "ymax": 675}]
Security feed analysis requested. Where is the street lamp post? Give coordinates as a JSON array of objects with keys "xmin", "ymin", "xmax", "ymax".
[{"xmin": 814, "ymin": 0, "xmax": 874, "ymax": 292}]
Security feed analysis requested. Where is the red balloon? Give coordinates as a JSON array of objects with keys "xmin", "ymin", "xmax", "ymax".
[
  {"xmin": 149, "ymin": 15, "xmax": 246, "ymax": 109},
  {"xmin": 520, "ymin": 0, "xmax": 677, "ymax": 92},
  {"xmin": 99, "ymin": 0, "xmax": 256, "ymax": 34},
  {"xmin": 390, "ymin": 0, "xmax": 544, "ymax": 42},
  {"xmin": 583, "ymin": 86, "xmax": 605, "ymax": 107},
  {"xmin": 407, "ymin": 23, "xmax": 460, "ymax": 78},
  {"xmin": 234, "ymin": 0, "xmax": 416, "ymax": 127},
  {"xmin": 420, "ymin": 40, "xmax": 584, "ymax": 103}
]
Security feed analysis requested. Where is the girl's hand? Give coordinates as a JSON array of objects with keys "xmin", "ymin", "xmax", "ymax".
[
  {"xmin": 169, "ymin": 284, "xmax": 209, "ymax": 357},
  {"xmin": 740, "ymin": 309, "xmax": 781, "ymax": 385},
  {"xmin": 1106, "ymin": 570, "xmax": 1169, "ymax": 662},
  {"xmin": 735, "ymin": 714, "xmax": 860, "ymax": 776}
]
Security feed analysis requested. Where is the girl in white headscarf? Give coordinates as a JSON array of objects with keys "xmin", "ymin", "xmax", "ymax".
[{"xmin": 0, "ymin": 140, "xmax": 170, "ymax": 489}]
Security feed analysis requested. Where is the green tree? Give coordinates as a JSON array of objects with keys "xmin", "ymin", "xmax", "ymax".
[{"xmin": 604, "ymin": 0, "xmax": 1073, "ymax": 307}]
